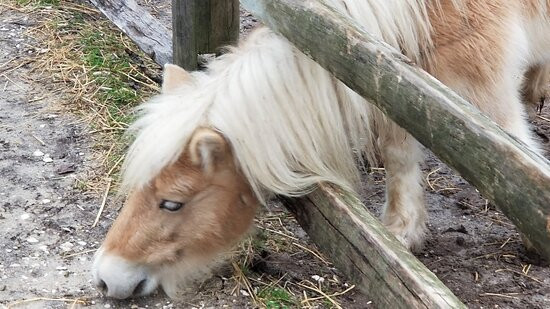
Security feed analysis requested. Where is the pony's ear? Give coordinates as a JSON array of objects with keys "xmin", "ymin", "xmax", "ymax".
[
  {"xmin": 188, "ymin": 128, "xmax": 229, "ymax": 172},
  {"xmin": 162, "ymin": 63, "xmax": 193, "ymax": 94}
]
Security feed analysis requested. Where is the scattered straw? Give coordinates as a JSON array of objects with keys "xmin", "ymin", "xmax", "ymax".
[
  {"xmin": 300, "ymin": 284, "xmax": 355, "ymax": 303},
  {"xmin": 292, "ymin": 242, "xmax": 331, "ymax": 266},
  {"xmin": 231, "ymin": 261, "xmax": 258, "ymax": 304},
  {"xmin": 522, "ymin": 264, "xmax": 532, "ymax": 276},
  {"xmin": 426, "ymin": 167, "xmax": 441, "ymax": 191},
  {"xmin": 479, "ymin": 292, "xmax": 521, "ymax": 300},
  {"xmin": 256, "ymin": 226, "xmax": 299, "ymax": 241},
  {"xmin": 5, "ymin": 297, "xmax": 86, "ymax": 309},
  {"xmin": 9, "ymin": 0, "xmax": 161, "ymax": 192},
  {"xmin": 31, "ymin": 133, "xmax": 45, "ymax": 146},
  {"xmin": 1, "ymin": 74, "xmax": 25, "ymax": 91},
  {"xmin": 495, "ymin": 268, "xmax": 542, "ymax": 284},
  {"xmin": 295, "ymin": 281, "xmax": 342, "ymax": 309},
  {"xmin": 92, "ymin": 177, "xmax": 112, "ymax": 227},
  {"xmin": 62, "ymin": 248, "xmax": 98, "ymax": 259},
  {"xmin": 499, "ymin": 237, "xmax": 512, "ymax": 249}
]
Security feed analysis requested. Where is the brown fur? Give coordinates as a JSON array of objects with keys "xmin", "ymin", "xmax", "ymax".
[
  {"xmin": 103, "ymin": 133, "xmax": 258, "ymax": 265},
  {"xmin": 428, "ymin": 1, "xmax": 512, "ymax": 84}
]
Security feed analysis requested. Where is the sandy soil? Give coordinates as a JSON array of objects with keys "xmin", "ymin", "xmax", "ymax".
[
  {"xmin": 0, "ymin": 7, "xmax": 104, "ymax": 308},
  {"xmin": 1, "ymin": 1, "xmax": 550, "ymax": 308}
]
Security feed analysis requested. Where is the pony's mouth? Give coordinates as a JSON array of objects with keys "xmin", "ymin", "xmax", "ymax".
[
  {"xmin": 94, "ymin": 276, "xmax": 158, "ymax": 299},
  {"xmin": 92, "ymin": 248, "xmax": 160, "ymax": 299}
]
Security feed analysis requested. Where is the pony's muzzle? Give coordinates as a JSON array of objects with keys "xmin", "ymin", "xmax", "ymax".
[{"xmin": 92, "ymin": 248, "xmax": 159, "ymax": 299}]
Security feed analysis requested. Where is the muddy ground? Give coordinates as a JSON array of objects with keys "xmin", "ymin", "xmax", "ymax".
[{"xmin": 1, "ymin": 1, "xmax": 550, "ymax": 308}]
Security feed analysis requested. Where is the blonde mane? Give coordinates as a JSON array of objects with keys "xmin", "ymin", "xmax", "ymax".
[{"xmin": 122, "ymin": 0, "xmax": 462, "ymax": 203}]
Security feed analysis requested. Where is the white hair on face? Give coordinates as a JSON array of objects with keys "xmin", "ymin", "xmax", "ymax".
[
  {"xmin": 121, "ymin": 0, "xmax": 458, "ymax": 202},
  {"xmin": 156, "ymin": 256, "xmax": 223, "ymax": 298}
]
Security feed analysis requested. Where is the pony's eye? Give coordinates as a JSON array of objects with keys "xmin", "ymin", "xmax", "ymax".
[{"xmin": 159, "ymin": 200, "xmax": 184, "ymax": 212}]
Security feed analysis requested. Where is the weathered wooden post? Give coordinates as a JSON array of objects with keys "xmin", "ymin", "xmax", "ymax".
[
  {"xmin": 89, "ymin": 0, "xmax": 172, "ymax": 66},
  {"xmin": 172, "ymin": 0, "xmax": 240, "ymax": 70}
]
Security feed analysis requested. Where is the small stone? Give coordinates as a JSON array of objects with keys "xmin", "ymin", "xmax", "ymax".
[
  {"xmin": 240, "ymin": 289, "xmax": 250, "ymax": 297},
  {"xmin": 0, "ymin": 285, "xmax": 6, "ymax": 291},
  {"xmin": 20, "ymin": 213, "xmax": 30, "ymax": 220},
  {"xmin": 311, "ymin": 275, "xmax": 325, "ymax": 283},
  {"xmin": 104, "ymin": 304, "xmax": 111, "ymax": 308},
  {"xmin": 56, "ymin": 164, "xmax": 75, "ymax": 175},
  {"xmin": 33, "ymin": 150, "xmax": 44, "ymax": 157},
  {"xmin": 42, "ymin": 155, "xmax": 53, "ymax": 163},
  {"xmin": 26, "ymin": 237, "xmax": 39, "ymax": 243},
  {"xmin": 60, "ymin": 242, "xmax": 74, "ymax": 252},
  {"xmin": 41, "ymin": 199, "xmax": 51, "ymax": 204}
]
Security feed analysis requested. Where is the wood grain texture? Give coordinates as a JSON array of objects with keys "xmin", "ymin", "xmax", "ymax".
[
  {"xmin": 91, "ymin": 0, "xmax": 239, "ymax": 69},
  {"xmin": 172, "ymin": 0, "xmax": 197, "ymax": 69},
  {"xmin": 241, "ymin": 0, "xmax": 550, "ymax": 260},
  {"xmin": 173, "ymin": 0, "xmax": 239, "ymax": 69},
  {"xmin": 90, "ymin": 0, "xmax": 172, "ymax": 66},
  {"xmin": 281, "ymin": 184, "xmax": 466, "ymax": 308},
  {"xmin": 196, "ymin": 0, "xmax": 239, "ymax": 54}
]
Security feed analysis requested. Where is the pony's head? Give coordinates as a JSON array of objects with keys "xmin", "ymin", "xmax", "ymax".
[
  {"xmin": 92, "ymin": 64, "xmax": 259, "ymax": 299},
  {"xmin": 92, "ymin": 27, "xmax": 367, "ymax": 298}
]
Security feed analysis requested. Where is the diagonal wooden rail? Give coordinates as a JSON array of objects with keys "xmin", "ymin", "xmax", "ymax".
[
  {"xmin": 280, "ymin": 184, "xmax": 466, "ymax": 308},
  {"xmin": 90, "ymin": 0, "xmax": 172, "ymax": 66},
  {"xmin": 241, "ymin": 0, "xmax": 550, "ymax": 260}
]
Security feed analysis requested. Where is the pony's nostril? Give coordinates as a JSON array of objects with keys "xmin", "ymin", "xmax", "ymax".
[
  {"xmin": 132, "ymin": 279, "xmax": 147, "ymax": 296},
  {"xmin": 97, "ymin": 279, "xmax": 107, "ymax": 293}
]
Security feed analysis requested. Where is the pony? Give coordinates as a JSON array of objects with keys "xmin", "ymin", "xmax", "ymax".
[{"xmin": 92, "ymin": 0, "xmax": 550, "ymax": 299}]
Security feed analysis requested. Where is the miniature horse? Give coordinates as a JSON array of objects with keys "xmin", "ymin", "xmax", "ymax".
[{"xmin": 93, "ymin": 0, "xmax": 550, "ymax": 299}]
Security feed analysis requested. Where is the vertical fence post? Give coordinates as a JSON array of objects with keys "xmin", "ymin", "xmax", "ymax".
[
  {"xmin": 172, "ymin": 0, "xmax": 240, "ymax": 70},
  {"xmin": 172, "ymin": 0, "xmax": 197, "ymax": 70}
]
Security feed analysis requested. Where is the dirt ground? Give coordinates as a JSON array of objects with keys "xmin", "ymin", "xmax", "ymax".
[
  {"xmin": 1, "ymin": 1, "xmax": 550, "ymax": 309},
  {"xmin": 362, "ymin": 114, "xmax": 550, "ymax": 308}
]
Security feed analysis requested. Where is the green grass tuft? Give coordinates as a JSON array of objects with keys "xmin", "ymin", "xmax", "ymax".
[
  {"xmin": 16, "ymin": 0, "xmax": 60, "ymax": 7},
  {"xmin": 258, "ymin": 287, "xmax": 296, "ymax": 309},
  {"xmin": 79, "ymin": 30, "xmax": 140, "ymax": 110}
]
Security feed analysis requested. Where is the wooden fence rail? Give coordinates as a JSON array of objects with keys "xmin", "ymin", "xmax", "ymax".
[
  {"xmin": 90, "ymin": 0, "xmax": 172, "ymax": 66},
  {"xmin": 281, "ymin": 185, "xmax": 466, "ymax": 308}
]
